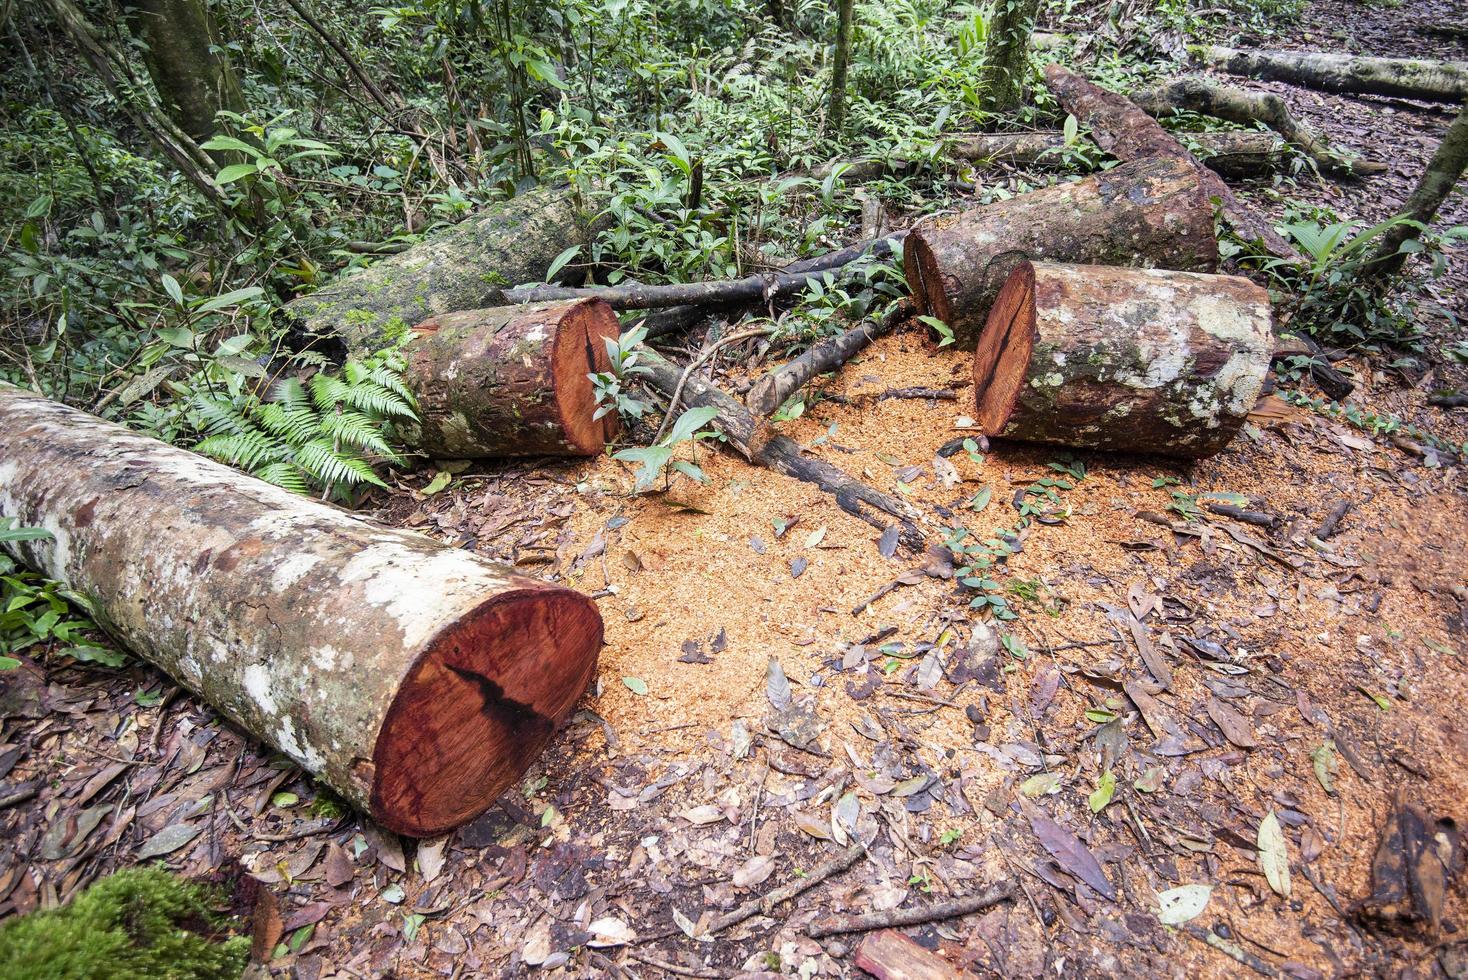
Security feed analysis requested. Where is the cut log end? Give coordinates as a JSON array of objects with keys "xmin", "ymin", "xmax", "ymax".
[
  {"xmin": 903, "ymin": 233, "xmax": 954, "ymax": 329},
  {"xmin": 972, "ymin": 261, "xmax": 1036, "ymax": 434},
  {"xmin": 371, "ymin": 586, "xmax": 602, "ymax": 837},
  {"xmin": 550, "ymin": 299, "xmax": 622, "ymax": 454}
]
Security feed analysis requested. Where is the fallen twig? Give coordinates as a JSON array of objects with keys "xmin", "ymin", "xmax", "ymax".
[
  {"xmin": 1314, "ymin": 498, "xmax": 1351, "ymax": 540},
  {"xmin": 1205, "ymin": 502, "xmax": 1278, "ymax": 528},
  {"xmin": 1180, "ymin": 924, "xmax": 1278, "ymax": 977},
  {"xmin": 876, "ymin": 386, "xmax": 958, "ymax": 402},
  {"xmin": 806, "ymin": 881, "xmax": 1015, "ymax": 937}
]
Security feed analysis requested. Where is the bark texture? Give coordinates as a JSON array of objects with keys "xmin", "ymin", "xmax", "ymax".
[
  {"xmin": 904, "ymin": 156, "xmax": 1219, "ymax": 346},
  {"xmin": 1198, "ymin": 46, "xmax": 1468, "ymax": 103},
  {"xmin": 982, "ymin": 0, "xmax": 1043, "ymax": 115},
  {"xmin": 637, "ymin": 350, "xmax": 923, "ymax": 547},
  {"xmin": 1043, "ymin": 64, "xmax": 1299, "ymax": 261},
  {"xmin": 1130, "ymin": 75, "xmax": 1386, "ymax": 177},
  {"xmin": 1366, "ymin": 100, "xmax": 1468, "ymax": 279},
  {"xmin": 974, "ymin": 262, "xmax": 1273, "ymax": 457},
  {"xmin": 951, "ymin": 128, "xmax": 1287, "ymax": 177},
  {"xmin": 0, "ymin": 386, "xmax": 602, "ymax": 836},
  {"xmin": 403, "ymin": 299, "xmax": 620, "ymax": 458},
  {"xmin": 828, "ymin": 0, "xmax": 856, "ymax": 133},
  {"xmin": 131, "ymin": 0, "xmax": 245, "ymax": 144},
  {"xmin": 745, "ymin": 311, "xmax": 899, "ymax": 417},
  {"xmin": 287, "ymin": 187, "xmax": 598, "ymax": 351}
]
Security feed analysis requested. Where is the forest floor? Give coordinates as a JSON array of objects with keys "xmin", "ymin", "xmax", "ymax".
[{"xmin": 2, "ymin": 3, "xmax": 1466, "ymax": 978}]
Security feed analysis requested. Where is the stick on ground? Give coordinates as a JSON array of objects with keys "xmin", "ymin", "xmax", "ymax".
[{"xmin": 806, "ymin": 882, "xmax": 1015, "ymax": 937}]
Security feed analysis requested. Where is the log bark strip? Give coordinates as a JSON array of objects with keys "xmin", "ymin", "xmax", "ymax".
[
  {"xmin": 904, "ymin": 156, "xmax": 1218, "ymax": 346},
  {"xmin": 636, "ymin": 350, "xmax": 923, "ymax": 547},
  {"xmin": 973, "ymin": 262, "xmax": 1273, "ymax": 457},
  {"xmin": 1130, "ymin": 75, "xmax": 1386, "ymax": 177},
  {"xmin": 0, "ymin": 386, "xmax": 603, "ymax": 836},
  {"xmin": 1196, "ymin": 46, "xmax": 1468, "ymax": 103},
  {"xmin": 286, "ymin": 187, "xmax": 599, "ymax": 351},
  {"xmin": 952, "ymin": 128, "xmax": 1289, "ymax": 178},
  {"xmin": 1043, "ymin": 64, "xmax": 1300, "ymax": 262},
  {"xmin": 403, "ymin": 299, "xmax": 619, "ymax": 457},
  {"xmin": 745, "ymin": 303, "xmax": 909, "ymax": 416}
]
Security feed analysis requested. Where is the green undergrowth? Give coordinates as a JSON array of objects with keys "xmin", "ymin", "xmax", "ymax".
[{"xmin": 0, "ymin": 867, "xmax": 249, "ymax": 980}]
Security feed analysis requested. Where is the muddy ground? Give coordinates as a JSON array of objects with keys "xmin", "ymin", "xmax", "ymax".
[{"xmin": 1, "ymin": 1, "xmax": 1465, "ymax": 977}]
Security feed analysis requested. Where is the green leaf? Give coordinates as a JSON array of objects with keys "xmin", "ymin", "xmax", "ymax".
[
  {"xmin": 193, "ymin": 286, "xmax": 264, "ymax": 314},
  {"xmin": 1019, "ymin": 772, "xmax": 1062, "ymax": 797},
  {"xmin": 1062, "ymin": 113, "xmax": 1079, "ymax": 145},
  {"xmin": 1310, "ymin": 741, "xmax": 1337, "ymax": 794},
  {"xmin": 545, "ymin": 245, "xmax": 582, "ymax": 282},
  {"xmin": 200, "ymin": 135, "xmax": 260, "ymax": 155},
  {"xmin": 0, "ymin": 656, "xmax": 20, "ymax": 670},
  {"xmin": 214, "ymin": 163, "xmax": 259, "ymax": 185},
  {"xmin": 665, "ymin": 406, "xmax": 719, "ymax": 446},
  {"xmin": 1088, "ymin": 771, "xmax": 1116, "ymax": 813},
  {"xmin": 623, "ymin": 676, "xmax": 648, "ymax": 695},
  {"xmin": 1257, "ymin": 811, "xmax": 1291, "ymax": 898},
  {"xmin": 0, "ymin": 526, "xmax": 53, "ymax": 545},
  {"xmin": 1156, "ymin": 884, "xmax": 1212, "ymax": 925},
  {"xmin": 422, "ymin": 471, "xmax": 453, "ymax": 496},
  {"xmin": 161, "ymin": 274, "xmax": 185, "ymax": 306}
]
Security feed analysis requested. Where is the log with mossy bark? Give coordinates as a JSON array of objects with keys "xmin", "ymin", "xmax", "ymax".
[
  {"xmin": 904, "ymin": 156, "xmax": 1219, "ymax": 347},
  {"xmin": 402, "ymin": 299, "xmax": 620, "ymax": 458},
  {"xmin": 973, "ymin": 262, "xmax": 1273, "ymax": 457},
  {"xmin": 951, "ymin": 129, "xmax": 1289, "ymax": 178},
  {"xmin": 1129, "ymin": 76, "xmax": 1386, "ymax": 177},
  {"xmin": 0, "ymin": 385, "xmax": 603, "ymax": 837},
  {"xmin": 285, "ymin": 187, "xmax": 600, "ymax": 352},
  {"xmin": 1043, "ymin": 64, "xmax": 1300, "ymax": 262},
  {"xmin": 1195, "ymin": 46, "xmax": 1468, "ymax": 103}
]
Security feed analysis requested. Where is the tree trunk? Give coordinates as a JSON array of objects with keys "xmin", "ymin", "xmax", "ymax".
[
  {"xmin": 0, "ymin": 385, "xmax": 602, "ymax": 837},
  {"xmin": 973, "ymin": 262, "xmax": 1273, "ymax": 457},
  {"xmin": 636, "ymin": 350, "xmax": 923, "ymax": 547},
  {"xmin": 403, "ymin": 299, "xmax": 620, "ymax": 457},
  {"xmin": 285, "ymin": 187, "xmax": 599, "ymax": 351},
  {"xmin": 1129, "ymin": 76, "xmax": 1386, "ymax": 178},
  {"xmin": 1043, "ymin": 64, "xmax": 1300, "ymax": 262},
  {"xmin": 745, "ymin": 302, "xmax": 908, "ymax": 416},
  {"xmin": 130, "ymin": 0, "xmax": 244, "ymax": 145},
  {"xmin": 1365, "ymin": 100, "xmax": 1468, "ymax": 279},
  {"xmin": 951, "ymin": 128, "xmax": 1289, "ymax": 178},
  {"xmin": 904, "ymin": 156, "xmax": 1219, "ymax": 346},
  {"xmin": 1196, "ymin": 46, "xmax": 1468, "ymax": 104},
  {"xmin": 982, "ymin": 0, "xmax": 1043, "ymax": 115},
  {"xmin": 827, "ymin": 0, "xmax": 856, "ymax": 134}
]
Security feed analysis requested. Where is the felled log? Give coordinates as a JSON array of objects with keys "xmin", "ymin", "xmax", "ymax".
[
  {"xmin": 635, "ymin": 349, "xmax": 923, "ymax": 547},
  {"xmin": 402, "ymin": 299, "xmax": 620, "ymax": 457},
  {"xmin": 745, "ymin": 302, "xmax": 909, "ymax": 416},
  {"xmin": 286, "ymin": 187, "xmax": 599, "ymax": 351},
  {"xmin": 1196, "ymin": 46, "xmax": 1468, "ymax": 104},
  {"xmin": 851, "ymin": 930, "xmax": 962, "ymax": 979},
  {"xmin": 973, "ymin": 262, "xmax": 1273, "ymax": 457},
  {"xmin": 0, "ymin": 386, "xmax": 602, "ymax": 836},
  {"xmin": 504, "ymin": 234, "xmax": 905, "ymax": 310},
  {"xmin": 1365, "ymin": 99, "xmax": 1468, "ymax": 279},
  {"xmin": 950, "ymin": 128, "xmax": 1288, "ymax": 178},
  {"xmin": 1131, "ymin": 76, "xmax": 1386, "ymax": 178},
  {"xmin": 904, "ymin": 156, "xmax": 1218, "ymax": 346},
  {"xmin": 1043, "ymin": 64, "xmax": 1300, "ymax": 262}
]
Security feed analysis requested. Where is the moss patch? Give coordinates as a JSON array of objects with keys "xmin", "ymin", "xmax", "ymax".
[{"xmin": 0, "ymin": 867, "xmax": 250, "ymax": 980}]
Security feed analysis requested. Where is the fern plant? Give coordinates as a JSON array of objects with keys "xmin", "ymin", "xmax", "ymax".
[{"xmin": 192, "ymin": 349, "xmax": 418, "ymax": 502}]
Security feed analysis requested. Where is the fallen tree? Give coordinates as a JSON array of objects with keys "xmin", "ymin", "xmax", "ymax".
[
  {"xmin": 904, "ymin": 156, "xmax": 1218, "ymax": 346},
  {"xmin": 745, "ymin": 303, "xmax": 910, "ymax": 416},
  {"xmin": 973, "ymin": 262, "xmax": 1273, "ymax": 457},
  {"xmin": 1043, "ymin": 64, "xmax": 1300, "ymax": 262},
  {"xmin": 1195, "ymin": 46, "xmax": 1468, "ymax": 104},
  {"xmin": 403, "ymin": 299, "xmax": 620, "ymax": 457},
  {"xmin": 285, "ymin": 187, "xmax": 600, "ymax": 351},
  {"xmin": 0, "ymin": 385, "xmax": 603, "ymax": 837},
  {"xmin": 950, "ymin": 128, "xmax": 1289, "ymax": 178},
  {"xmin": 635, "ymin": 348, "xmax": 923, "ymax": 548},
  {"xmin": 1130, "ymin": 75, "xmax": 1387, "ymax": 177},
  {"xmin": 1365, "ymin": 99, "xmax": 1468, "ymax": 279}
]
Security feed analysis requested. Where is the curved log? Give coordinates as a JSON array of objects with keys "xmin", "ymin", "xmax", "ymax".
[
  {"xmin": 904, "ymin": 157, "xmax": 1218, "ymax": 346},
  {"xmin": 950, "ymin": 129, "xmax": 1289, "ymax": 178},
  {"xmin": 0, "ymin": 386, "xmax": 603, "ymax": 836},
  {"xmin": 404, "ymin": 299, "xmax": 620, "ymax": 457},
  {"xmin": 973, "ymin": 262, "xmax": 1273, "ymax": 457},
  {"xmin": 1196, "ymin": 46, "xmax": 1468, "ymax": 103},
  {"xmin": 286, "ymin": 187, "xmax": 599, "ymax": 351}
]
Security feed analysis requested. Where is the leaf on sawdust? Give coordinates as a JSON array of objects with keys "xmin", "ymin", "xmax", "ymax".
[
  {"xmin": 914, "ymin": 650, "xmax": 943, "ymax": 692},
  {"xmin": 1127, "ymin": 615, "xmax": 1173, "ymax": 691},
  {"xmin": 1088, "ymin": 772, "xmax": 1117, "ymax": 813},
  {"xmin": 794, "ymin": 809, "xmax": 833, "ymax": 840},
  {"xmin": 681, "ymin": 805, "xmax": 724, "ymax": 826},
  {"xmin": 1358, "ymin": 685, "xmax": 1391, "ymax": 711},
  {"xmin": 1311, "ymin": 741, "xmax": 1338, "ymax": 795},
  {"xmin": 733, "ymin": 855, "xmax": 777, "ymax": 889},
  {"xmin": 323, "ymin": 843, "xmax": 354, "ymax": 888},
  {"xmin": 1020, "ymin": 772, "xmax": 1062, "ymax": 797},
  {"xmin": 1205, "ymin": 697, "xmax": 1258, "ymax": 748},
  {"xmin": 932, "ymin": 454, "xmax": 960, "ymax": 488},
  {"xmin": 791, "ymin": 557, "xmax": 808, "ymax": 578},
  {"xmin": 380, "ymin": 883, "xmax": 406, "ymax": 905},
  {"xmin": 1257, "ymin": 810, "xmax": 1292, "ymax": 898},
  {"xmin": 805, "ymin": 526, "xmax": 827, "ymax": 548},
  {"xmin": 1134, "ymin": 767, "xmax": 1165, "ymax": 793},
  {"xmin": 730, "ymin": 720, "xmax": 751, "ymax": 760},
  {"xmin": 1026, "ymin": 809, "xmax": 1116, "ymax": 900},
  {"xmin": 878, "ymin": 526, "xmax": 899, "ymax": 558},
  {"xmin": 833, "ymin": 792, "xmax": 860, "ymax": 845},
  {"xmin": 587, "ymin": 917, "xmax": 636, "ymax": 947},
  {"xmin": 672, "ymin": 906, "xmax": 710, "ymax": 942},
  {"xmin": 1156, "ymin": 884, "xmax": 1212, "ymax": 925},
  {"xmin": 136, "ymin": 821, "xmax": 202, "ymax": 860},
  {"xmin": 417, "ymin": 836, "xmax": 448, "ymax": 883},
  {"xmin": 678, "ymin": 639, "xmax": 712, "ymax": 664},
  {"xmin": 970, "ymin": 486, "xmax": 992, "ymax": 512},
  {"xmin": 766, "ymin": 658, "xmax": 792, "ymax": 710},
  {"xmin": 623, "ymin": 676, "xmax": 648, "ymax": 696}
]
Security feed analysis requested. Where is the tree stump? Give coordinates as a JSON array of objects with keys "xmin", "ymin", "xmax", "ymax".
[
  {"xmin": 973, "ymin": 262, "xmax": 1273, "ymax": 457},
  {"xmin": 904, "ymin": 157, "xmax": 1218, "ymax": 347},
  {"xmin": 404, "ymin": 299, "xmax": 620, "ymax": 458},
  {"xmin": 0, "ymin": 386, "xmax": 603, "ymax": 836}
]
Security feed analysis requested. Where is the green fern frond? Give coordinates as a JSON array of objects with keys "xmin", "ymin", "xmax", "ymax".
[
  {"xmin": 268, "ymin": 376, "xmax": 311, "ymax": 414},
  {"xmin": 189, "ymin": 393, "xmax": 257, "ymax": 437},
  {"xmin": 251, "ymin": 462, "xmax": 312, "ymax": 495},
  {"xmin": 255, "ymin": 403, "xmax": 320, "ymax": 445},
  {"xmin": 338, "ymin": 380, "xmax": 414, "ymax": 420},
  {"xmin": 310, "ymin": 373, "xmax": 350, "ymax": 411},
  {"xmin": 368, "ymin": 365, "xmax": 417, "ymax": 413},
  {"xmin": 319, "ymin": 410, "xmax": 403, "ymax": 462},
  {"xmin": 196, "ymin": 430, "xmax": 285, "ymax": 470},
  {"xmin": 293, "ymin": 439, "xmax": 387, "ymax": 490}
]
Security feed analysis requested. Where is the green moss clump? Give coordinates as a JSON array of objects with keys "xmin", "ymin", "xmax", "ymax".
[{"xmin": 0, "ymin": 867, "xmax": 250, "ymax": 980}]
